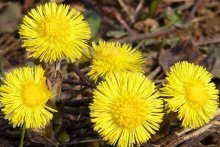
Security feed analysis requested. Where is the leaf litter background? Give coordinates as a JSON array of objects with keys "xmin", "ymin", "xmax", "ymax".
[{"xmin": 0, "ymin": 0, "xmax": 220, "ymax": 146}]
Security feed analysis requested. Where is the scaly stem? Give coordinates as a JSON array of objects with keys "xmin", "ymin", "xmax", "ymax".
[{"xmin": 19, "ymin": 126, "xmax": 26, "ymax": 147}]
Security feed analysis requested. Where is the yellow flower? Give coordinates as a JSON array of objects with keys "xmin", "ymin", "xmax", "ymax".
[
  {"xmin": 19, "ymin": 2, "xmax": 90, "ymax": 63},
  {"xmin": 161, "ymin": 61, "xmax": 219, "ymax": 128},
  {"xmin": 90, "ymin": 72, "xmax": 164, "ymax": 147},
  {"xmin": 0, "ymin": 66, "xmax": 56, "ymax": 128},
  {"xmin": 88, "ymin": 41, "xmax": 144, "ymax": 81}
]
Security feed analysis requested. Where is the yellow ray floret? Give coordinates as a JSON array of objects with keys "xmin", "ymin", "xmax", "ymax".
[
  {"xmin": 0, "ymin": 66, "xmax": 56, "ymax": 129},
  {"xmin": 90, "ymin": 72, "xmax": 164, "ymax": 147},
  {"xmin": 88, "ymin": 41, "xmax": 145, "ymax": 81},
  {"xmin": 161, "ymin": 61, "xmax": 219, "ymax": 129},
  {"xmin": 19, "ymin": 2, "xmax": 91, "ymax": 63}
]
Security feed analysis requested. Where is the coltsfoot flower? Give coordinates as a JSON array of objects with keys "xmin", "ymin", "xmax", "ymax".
[
  {"xmin": 19, "ymin": 2, "xmax": 91, "ymax": 63},
  {"xmin": 90, "ymin": 72, "xmax": 164, "ymax": 147},
  {"xmin": 88, "ymin": 41, "xmax": 145, "ymax": 81},
  {"xmin": 161, "ymin": 61, "xmax": 219, "ymax": 129},
  {"xmin": 0, "ymin": 66, "xmax": 56, "ymax": 128}
]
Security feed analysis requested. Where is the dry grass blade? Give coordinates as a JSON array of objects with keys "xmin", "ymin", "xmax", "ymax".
[{"xmin": 165, "ymin": 109, "xmax": 220, "ymax": 146}]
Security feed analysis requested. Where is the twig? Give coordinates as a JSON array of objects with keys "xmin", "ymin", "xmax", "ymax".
[
  {"xmin": 208, "ymin": 129, "xmax": 220, "ymax": 133},
  {"xmin": 62, "ymin": 139, "xmax": 102, "ymax": 145},
  {"xmin": 134, "ymin": 0, "xmax": 144, "ymax": 21},
  {"xmin": 195, "ymin": 35, "xmax": 220, "ymax": 46},
  {"xmin": 102, "ymin": 6, "xmax": 136, "ymax": 34},
  {"xmin": 25, "ymin": 135, "xmax": 59, "ymax": 147},
  {"xmin": 112, "ymin": 26, "xmax": 176, "ymax": 43},
  {"xmin": 63, "ymin": 79, "xmax": 90, "ymax": 87},
  {"xmin": 55, "ymin": 62, "xmax": 61, "ymax": 70},
  {"xmin": 166, "ymin": 123, "xmax": 212, "ymax": 146},
  {"xmin": 117, "ymin": 0, "xmax": 130, "ymax": 15},
  {"xmin": 102, "ymin": 16, "xmax": 119, "ymax": 29},
  {"xmin": 165, "ymin": 109, "xmax": 220, "ymax": 146},
  {"xmin": 114, "ymin": 11, "xmax": 135, "ymax": 34},
  {"xmin": 164, "ymin": 0, "xmax": 194, "ymax": 2},
  {"xmin": 117, "ymin": 0, "xmax": 134, "ymax": 22},
  {"xmin": 188, "ymin": 0, "xmax": 203, "ymax": 20},
  {"xmin": 63, "ymin": 106, "xmax": 89, "ymax": 115},
  {"xmin": 206, "ymin": 1, "xmax": 220, "ymax": 8},
  {"xmin": 182, "ymin": 131, "xmax": 211, "ymax": 146},
  {"xmin": 65, "ymin": 97, "xmax": 92, "ymax": 106},
  {"xmin": 148, "ymin": 66, "xmax": 161, "ymax": 80},
  {"xmin": 113, "ymin": 0, "xmax": 203, "ymax": 43},
  {"xmin": 62, "ymin": 86, "xmax": 90, "ymax": 101},
  {"xmin": 176, "ymin": 1, "xmax": 194, "ymax": 11},
  {"xmin": 212, "ymin": 120, "xmax": 220, "ymax": 126},
  {"xmin": 175, "ymin": 128, "xmax": 192, "ymax": 136},
  {"xmin": 118, "ymin": 0, "xmax": 144, "ymax": 23},
  {"xmin": 72, "ymin": 63, "xmax": 95, "ymax": 88}
]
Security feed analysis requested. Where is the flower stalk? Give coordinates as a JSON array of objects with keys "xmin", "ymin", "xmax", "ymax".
[{"xmin": 19, "ymin": 126, "xmax": 26, "ymax": 147}]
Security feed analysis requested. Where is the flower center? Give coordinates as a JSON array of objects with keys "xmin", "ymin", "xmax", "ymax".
[
  {"xmin": 185, "ymin": 79, "xmax": 208, "ymax": 107},
  {"xmin": 112, "ymin": 95, "xmax": 147, "ymax": 128},
  {"xmin": 39, "ymin": 16, "xmax": 71, "ymax": 40},
  {"xmin": 22, "ymin": 78, "xmax": 51, "ymax": 107},
  {"xmin": 98, "ymin": 49, "xmax": 121, "ymax": 64}
]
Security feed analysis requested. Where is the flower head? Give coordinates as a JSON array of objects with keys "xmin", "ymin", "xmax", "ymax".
[
  {"xmin": 161, "ymin": 61, "xmax": 219, "ymax": 128},
  {"xmin": 0, "ymin": 66, "xmax": 56, "ymax": 128},
  {"xmin": 90, "ymin": 72, "xmax": 164, "ymax": 147},
  {"xmin": 19, "ymin": 2, "xmax": 90, "ymax": 63},
  {"xmin": 88, "ymin": 41, "xmax": 144, "ymax": 81}
]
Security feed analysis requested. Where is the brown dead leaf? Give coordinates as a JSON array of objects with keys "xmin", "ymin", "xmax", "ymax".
[
  {"xmin": 134, "ymin": 18, "xmax": 159, "ymax": 33},
  {"xmin": 159, "ymin": 40, "xmax": 204, "ymax": 71},
  {"xmin": 0, "ymin": 2, "xmax": 22, "ymax": 33},
  {"xmin": 22, "ymin": 0, "xmax": 35, "ymax": 12},
  {"xmin": 211, "ymin": 48, "xmax": 220, "ymax": 78},
  {"xmin": 28, "ymin": 125, "xmax": 59, "ymax": 146},
  {"xmin": 46, "ymin": 69, "xmax": 63, "ymax": 102}
]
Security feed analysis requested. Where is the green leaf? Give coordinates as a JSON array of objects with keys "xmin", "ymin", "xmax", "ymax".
[
  {"xmin": 167, "ymin": 11, "xmax": 181, "ymax": 25},
  {"xmin": 84, "ymin": 10, "xmax": 101, "ymax": 40},
  {"xmin": 57, "ymin": 129, "xmax": 70, "ymax": 143},
  {"xmin": 149, "ymin": 0, "xmax": 163, "ymax": 17},
  {"xmin": 166, "ymin": 11, "xmax": 189, "ymax": 28}
]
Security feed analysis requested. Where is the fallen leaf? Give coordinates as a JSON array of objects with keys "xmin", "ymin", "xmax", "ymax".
[
  {"xmin": 134, "ymin": 18, "xmax": 159, "ymax": 33},
  {"xmin": 159, "ymin": 40, "xmax": 204, "ymax": 71},
  {"xmin": 0, "ymin": 2, "xmax": 22, "ymax": 33},
  {"xmin": 211, "ymin": 47, "xmax": 220, "ymax": 78}
]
